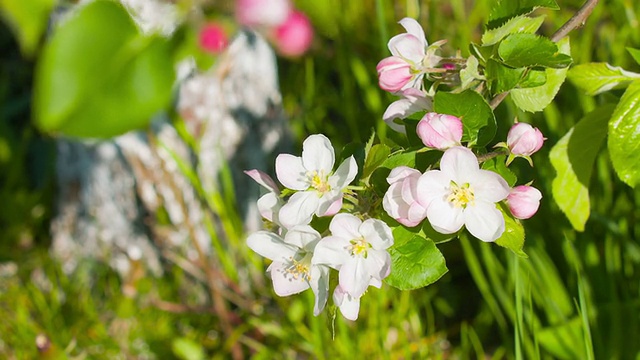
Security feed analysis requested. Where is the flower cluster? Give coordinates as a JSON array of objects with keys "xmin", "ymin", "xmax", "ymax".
[{"xmin": 246, "ymin": 134, "xmax": 394, "ymax": 320}]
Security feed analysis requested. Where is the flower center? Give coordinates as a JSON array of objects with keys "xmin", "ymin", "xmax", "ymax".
[
  {"xmin": 307, "ymin": 170, "xmax": 331, "ymax": 194},
  {"xmin": 284, "ymin": 253, "xmax": 312, "ymax": 282},
  {"xmin": 447, "ymin": 180, "xmax": 475, "ymax": 208},
  {"xmin": 348, "ymin": 237, "xmax": 371, "ymax": 258}
]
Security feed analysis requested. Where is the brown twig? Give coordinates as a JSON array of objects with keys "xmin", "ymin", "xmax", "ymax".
[{"xmin": 489, "ymin": 0, "xmax": 600, "ymax": 110}]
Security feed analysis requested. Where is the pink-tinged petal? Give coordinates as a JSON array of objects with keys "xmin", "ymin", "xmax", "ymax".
[
  {"xmin": 275, "ymin": 154, "xmax": 308, "ymax": 190},
  {"xmin": 472, "ymin": 169, "xmax": 510, "ymax": 203},
  {"xmin": 382, "ymin": 99, "xmax": 412, "ymax": 133},
  {"xmin": 507, "ymin": 123, "xmax": 545, "ymax": 156},
  {"xmin": 339, "ymin": 258, "xmax": 370, "ymax": 298},
  {"xmin": 464, "ymin": 201, "xmax": 505, "ymax": 242},
  {"xmin": 278, "ymin": 191, "xmax": 319, "ymax": 228},
  {"xmin": 312, "ymin": 236, "xmax": 350, "ymax": 269},
  {"xmin": 235, "ymin": 0, "xmax": 290, "ymax": 27},
  {"xmin": 247, "ymin": 231, "xmax": 298, "ymax": 262},
  {"xmin": 383, "ymin": 182, "xmax": 410, "ymax": 221},
  {"xmin": 244, "ymin": 169, "xmax": 279, "ymax": 193},
  {"xmin": 407, "ymin": 201, "xmax": 428, "ymax": 225},
  {"xmin": 318, "ymin": 196, "xmax": 342, "ymax": 217},
  {"xmin": 439, "ymin": 146, "xmax": 479, "ymax": 184},
  {"xmin": 302, "ymin": 134, "xmax": 335, "ymax": 174},
  {"xmin": 387, "ymin": 166, "xmax": 421, "ymax": 185},
  {"xmin": 398, "ymin": 17, "xmax": 427, "ymax": 48},
  {"xmin": 274, "ymin": 10, "xmax": 313, "ymax": 57},
  {"xmin": 268, "ymin": 261, "xmax": 310, "ymax": 296},
  {"xmin": 333, "ymin": 286, "xmax": 361, "ymax": 321},
  {"xmin": 507, "ymin": 185, "xmax": 542, "ymax": 219},
  {"xmin": 310, "ymin": 265, "xmax": 330, "ymax": 316},
  {"xmin": 388, "ymin": 33, "xmax": 425, "ymax": 63},
  {"xmin": 401, "ymin": 175, "xmax": 419, "ymax": 204},
  {"xmin": 359, "ymin": 218, "xmax": 394, "ymax": 250},
  {"xmin": 329, "ymin": 213, "xmax": 362, "ymax": 240},
  {"xmin": 257, "ymin": 192, "xmax": 280, "ymax": 222},
  {"xmin": 416, "ymin": 113, "xmax": 463, "ymax": 150},
  {"xmin": 415, "ymin": 170, "xmax": 450, "ymax": 208},
  {"xmin": 377, "ymin": 57, "xmax": 413, "ymax": 93},
  {"xmin": 330, "ymin": 155, "xmax": 358, "ymax": 189},
  {"xmin": 284, "ymin": 225, "xmax": 321, "ymax": 250},
  {"xmin": 365, "ymin": 249, "xmax": 391, "ymax": 280},
  {"xmin": 426, "ymin": 199, "xmax": 464, "ymax": 234}
]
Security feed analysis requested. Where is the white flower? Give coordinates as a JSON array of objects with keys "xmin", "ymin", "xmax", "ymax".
[
  {"xmin": 246, "ymin": 225, "xmax": 329, "ymax": 315},
  {"xmin": 275, "ymin": 134, "xmax": 358, "ymax": 228},
  {"xmin": 416, "ymin": 146, "xmax": 510, "ymax": 242},
  {"xmin": 312, "ymin": 214, "xmax": 393, "ymax": 299},
  {"xmin": 382, "ymin": 166, "xmax": 428, "ymax": 227}
]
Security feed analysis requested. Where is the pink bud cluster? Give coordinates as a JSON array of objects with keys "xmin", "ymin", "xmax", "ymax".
[{"xmin": 235, "ymin": 0, "xmax": 313, "ymax": 57}]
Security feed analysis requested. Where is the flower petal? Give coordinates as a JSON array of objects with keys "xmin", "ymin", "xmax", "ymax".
[
  {"xmin": 439, "ymin": 146, "xmax": 479, "ymax": 184},
  {"xmin": 464, "ymin": 201, "xmax": 505, "ymax": 242},
  {"xmin": 415, "ymin": 170, "xmax": 449, "ymax": 208},
  {"xmin": 317, "ymin": 195, "xmax": 342, "ymax": 217},
  {"xmin": 302, "ymin": 134, "xmax": 335, "ymax": 174},
  {"xmin": 388, "ymin": 33, "xmax": 425, "ymax": 63},
  {"xmin": 310, "ymin": 265, "xmax": 330, "ymax": 316},
  {"xmin": 268, "ymin": 261, "xmax": 310, "ymax": 296},
  {"xmin": 244, "ymin": 169, "xmax": 279, "ymax": 193},
  {"xmin": 312, "ymin": 236, "xmax": 350, "ymax": 269},
  {"xmin": 257, "ymin": 192, "xmax": 280, "ymax": 222},
  {"xmin": 426, "ymin": 199, "xmax": 464, "ymax": 234},
  {"xmin": 339, "ymin": 258, "xmax": 370, "ymax": 298},
  {"xmin": 275, "ymin": 154, "xmax": 308, "ymax": 190},
  {"xmin": 386, "ymin": 166, "xmax": 421, "ymax": 184},
  {"xmin": 366, "ymin": 249, "xmax": 392, "ymax": 280},
  {"xmin": 333, "ymin": 285, "xmax": 360, "ymax": 321},
  {"xmin": 247, "ymin": 231, "xmax": 298, "ymax": 261},
  {"xmin": 359, "ymin": 218, "xmax": 394, "ymax": 250},
  {"xmin": 278, "ymin": 191, "xmax": 319, "ymax": 228},
  {"xmin": 398, "ymin": 17, "xmax": 427, "ymax": 48},
  {"xmin": 330, "ymin": 155, "xmax": 358, "ymax": 189},
  {"xmin": 284, "ymin": 225, "xmax": 321, "ymax": 250},
  {"xmin": 329, "ymin": 213, "xmax": 362, "ymax": 240},
  {"xmin": 473, "ymin": 169, "xmax": 510, "ymax": 203}
]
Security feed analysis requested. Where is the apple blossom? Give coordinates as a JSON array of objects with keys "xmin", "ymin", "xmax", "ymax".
[
  {"xmin": 376, "ymin": 17, "xmax": 445, "ymax": 93},
  {"xmin": 247, "ymin": 225, "xmax": 329, "ymax": 315},
  {"xmin": 382, "ymin": 88, "xmax": 433, "ymax": 133},
  {"xmin": 416, "ymin": 112, "xmax": 463, "ymax": 150},
  {"xmin": 332, "ymin": 277, "xmax": 382, "ymax": 321},
  {"xmin": 275, "ymin": 134, "xmax": 357, "ymax": 228},
  {"xmin": 235, "ymin": 0, "xmax": 291, "ymax": 28},
  {"xmin": 244, "ymin": 169, "xmax": 282, "ymax": 224},
  {"xmin": 416, "ymin": 146, "xmax": 510, "ymax": 242},
  {"xmin": 274, "ymin": 10, "xmax": 313, "ymax": 57},
  {"xmin": 383, "ymin": 166, "xmax": 428, "ymax": 227},
  {"xmin": 507, "ymin": 185, "xmax": 542, "ymax": 220},
  {"xmin": 496, "ymin": 122, "xmax": 546, "ymax": 166},
  {"xmin": 312, "ymin": 214, "xmax": 393, "ymax": 299},
  {"xmin": 199, "ymin": 23, "xmax": 228, "ymax": 54}
]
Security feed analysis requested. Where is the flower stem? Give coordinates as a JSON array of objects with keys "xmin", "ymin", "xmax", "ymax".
[{"xmin": 477, "ymin": 149, "xmax": 509, "ymax": 163}]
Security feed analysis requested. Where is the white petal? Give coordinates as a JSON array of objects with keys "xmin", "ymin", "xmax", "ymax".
[
  {"xmin": 386, "ymin": 166, "xmax": 421, "ymax": 184},
  {"xmin": 284, "ymin": 225, "xmax": 321, "ymax": 250},
  {"xmin": 464, "ymin": 201, "xmax": 505, "ymax": 242},
  {"xmin": 278, "ymin": 191, "xmax": 319, "ymax": 228},
  {"xmin": 244, "ymin": 169, "xmax": 279, "ymax": 193},
  {"xmin": 318, "ymin": 197, "xmax": 342, "ymax": 217},
  {"xmin": 415, "ymin": 170, "xmax": 450, "ymax": 208},
  {"xmin": 473, "ymin": 169, "xmax": 510, "ymax": 203},
  {"xmin": 398, "ymin": 17, "xmax": 427, "ymax": 48},
  {"xmin": 440, "ymin": 146, "xmax": 479, "ymax": 184},
  {"xmin": 247, "ymin": 231, "xmax": 298, "ymax": 261},
  {"xmin": 329, "ymin": 213, "xmax": 362, "ymax": 240},
  {"xmin": 382, "ymin": 99, "xmax": 412, "ymax": 133},
  {"xmin": 383, "ymin": 182, "xmax": 409, "ymax": 220},
  {"xmin": 302, "ymin": 134, "xmax": 335, "ymax": 174},
  {"xmin": 339, "ymin": 258, "xmax": 370, "ymax": 298},
  {"xmin": 269, "ymin": 261, "xmax": 310, "ymax": 296},
  {"xmin": 334, "ymin": 286, "xmax": 361, "ymax": 321},
  {"xmin": 369, "ymin": 277, "xmax": 382, "ymax": 289},
  {"xmin": 388, "ymin": 33, "xmax": 425, "ymax": 64},
  {"xmin": 426, "ymin": 199, "xmax": 464, "ymax": 234},
  {"xmin": 257, "ymin": 192, "xmax": 280, "ymax": 222},
  {"xmin": 330, "ymin": 156, "xmax": 358, "ymax": 189},
  {"xmin": 365, "ymin": 249, "xmax": 391, "ymax": 280},
  {"xmin": 359, "ymin": 218, "xmax": 394, "ymax": 250},
  {"xmin": 407, "ymin": 202, "xmax": 428, "ymax": 225},
  {"xmin": 275, "ymin": 154, "xmax": 308, "ymax": 190},
  {"xmin": 310, "ymin": 265, "xmax": 330, "ymax": 316},
  {"xmin": 312, "ymin": 236, "xmax": 350, "ymax": 269}
]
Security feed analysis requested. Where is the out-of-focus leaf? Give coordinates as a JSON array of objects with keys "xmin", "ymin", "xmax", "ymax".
[
  {"xmin": 488, "ymin": 0, "xmax": 559, "ymax": 29},
  {"xmin": 537, "ymin": 317, "xmax": 586, "ymax": 360},
  {"xmin": 434, "ymin": 90, "xmax": 496, "ymax": 146},
  {"xmin": 482, "ymin": 14, "xmax": 546, "ymax": 46},
  {"xmin": 33, "ymin": 0, "xmax": 176, "ymax": 138},
  {"xmin": 568, "ymin": 63, "xmax": 640, "ymax": 96},
  {"xmin": 608, "ymin": 80, "xmax": 640, "ymax": 187},
  {"xmin": 0, "ymin": 0, "xmax": 54, "ymax": 56},
  {"xmin": 550, "ymin": 104, "xmax": 614, "ymax": 231},
  {"xmin": 385, "ymin": 226, "xmax": 448, "ymax": 290},
  {"xmin": 498, "ymin": 33, "xmax": 572, "ymax": 69},
  {"xmin": 627, "ymin": 47, "xmax": 640, "ymax": 66},
  {"xmin": 363, "ymin": 143, "xmax": 390, "ymax": 180},
  {"xmin": 172, "ymin": 337, "xmax": 206, "ymax": 360},
  {"xmin": 495, "ymin": 204, "xmax": 526, "ymax": 257},
  {"xmin": 510, "ymin": 37, "xmax": 570, "ymax": 112}
]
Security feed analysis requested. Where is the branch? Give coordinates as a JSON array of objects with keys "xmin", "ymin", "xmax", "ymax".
[{"xmin": 489, "ymin": 0, "xmax": 600, "ymax": 110}]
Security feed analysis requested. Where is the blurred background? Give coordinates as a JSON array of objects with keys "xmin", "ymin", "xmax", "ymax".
[{"xmin": 1, "ymin": 0, "xmax": 640, "ymax": 358}]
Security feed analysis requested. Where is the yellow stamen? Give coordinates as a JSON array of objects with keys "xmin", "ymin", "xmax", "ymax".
[
  {"xmin": 284, "ymin": 255, "xmax": 312, "ymax": 282},
  {"xmin": 447, "ymin": 181, "xmax": 475, "ymax": 208},
  {"xmin": 308, "ymin": 170, "xmax": 331, "ymax": 194},
  {"xmin": 348, "ymin": 237, "xmax": 371, "ymax": 258}
]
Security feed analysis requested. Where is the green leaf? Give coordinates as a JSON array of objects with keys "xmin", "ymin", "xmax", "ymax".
[
  {"xmin": 486, "ymin": 59, "xmax": 526, "ymax": 94},
  {"xmin": 495, "ymin": 204, "xmax": 527, "ymax": 257},
  {"xmin": 369, "ymin": 150, "xmax": 417, "ymax": 197},
  {"xmin": 567, "ymin": 63, "xmax": 640, "ymax": 96},
  {"xmin": 510, "ymin": 37, "xmax": 570, "ymax": 112},
  {"xmin": 469, "ymin": 42, "xmax": 494, "ymax": 64},
  {"xmin": 537, "ymin": 317, "xmax": 586, "ymax": 360},
  {"xmin": 498, "ymin": 33, "xmax": 572, "ymax": 69},
  {"xmin": 460, "ymin": 55, "xmax": 483, "ymax": 90},
  {"xmin": 434, "ymin": 90, "xmax": 497, "ymax": 146},
  {"xmin": 488, "ymin": 0, "xmax": 559, "ymax": 29},
  {"xmin": 608, "ymin": 80, "xmax": 640, "ymax": 187},
  {"xmin": 628, "ymin": 47, "xmax": 640, "ymax": 66},
  {"xmin": 172, "ymin": 337, "xmax": 206, "ymax": 360},
  {"xmin": 363, "ymin": 143, "xmax": 391, "ymax": 180},
  {"xmin": 0, "ymin": 0, "xmax": 55, "ymax": 56},
  {"xmin": 519, "ymin": 69, "xmax": 547, "ymax": 88},
  {"xmin": 482, "ymin": 14, "xmax": 546, "ymax": 46},
  {"xmin": 385, "ymin": 226, "xmax": 448, "ymax": 290},
  {"xmin": 481, "ymin": 156, "xmax": 517, "ymax": 186},
  {"xmin": 550, "ymin": 104, "xmax": 614, "ymax": 231},
  {"xmin": 33, "ymin": 0, "xmax": 176, "ymax": 138}
]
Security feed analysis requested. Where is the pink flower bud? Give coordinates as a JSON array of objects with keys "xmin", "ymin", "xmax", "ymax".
[
  {"xmin": 236, "ymin": 0, "xmax": 291, "ymax": 28},
  {"xmin": 416, "ymin": 112, "xmax": 463, "ymax": 150},
  {"xmin": 507, "ymin": 185, "xmax": 542, "ymax": 220},
  {"xmin": 507, "ymin": 123, "xmax": 545, "ymax": 157},
  {"xmin": 376, "ymin": 56, "xmax": 413, "ymax": 93},
  {"xmin": 199, "ymin": 24, "xmax": 228, "ymax": 54},
  {"xmin": 273, "ymin": 10, "xmax": 313, "ymax": 57},
  {"xmin": 382, "ymin": 166, "xmax": 427, "ymax": 227}
]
